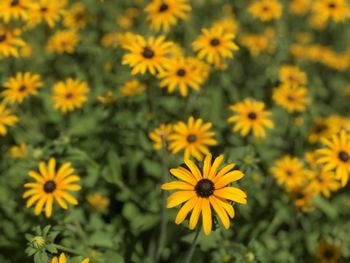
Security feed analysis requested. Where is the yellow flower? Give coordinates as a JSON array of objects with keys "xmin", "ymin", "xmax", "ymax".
[
  {"xmin": 192, "ymin": 26, "xmax": 239, "ymax": 67},
  {"xmin": 312, "ymin": 0, "xmax": 350, "ymax": 23},
  {"xmin": 97, "ymin": 90, "xmax": 117, "ymax": 106},
  {"xmin": 308, "ymin": 117, "xmax": 336, "ymax": 144},
  {"xmin": 168, "ymin": 116, "xmax": 218, "ymax": 161},
  {"xmin": 0, "ymin": 104, "xmax": 19, "ymax": 136},
  {"xmin": 52, "ymin": 253, "xmax": 90, "ymax": 263},
  {"xmin": 228, "ymin": 98, "xmax": 274, "ymax": 138},
  {"xmin": 116, "ymin": 15, "xmax": 133, "ymax": 29},
  {"xmin": 157, "ymin": 57, "xmax": 208, "ymax": 97},
  {"xmin": 272, "ymin": 84, "xmax": 309, "ymax": 113},
  {"xmin": 23, "ymin": 158, "xmax": 81, "ymax": 218},
  {"xmin": 1, "ymin": 72, "xmax": 43, "ymax": 104},
  {"xmin": 122, "ymin": 35, "xmax": 173, "ymax": 75},
  {"xmin": 248, "ymin": 0, "xmax": 283, "ymax": 22},
  {"xmin": 240, "ymin": 31, "xmax": 275, "ymax": 56},
  {"xmin": 212, "ymin": 16, "xmax": 239, "ymax": 36},
  {"xmin": 289, "ymin": 0, "xmax": 312, "ymax": 16},
  {"xmin": 316, "ymin": 130, "xmax": 350, "ymax": 186},
  {"xmin": 46, "ymin": 30, "xmax": 80, "ymax": 54},
  {"xmin": 271, "ymin": 156, "xmax": 307, "ymax": 191},
  {"xmin": 63, "ymin": 2, "xmax": 88, "ymax": 29},
  {"xmin": 8, "ymin": 143, "xmax": 27, "ymax": 159},
  {"xmin": 145, "ymin": 0, "xmax": 191, "ymax": 32},
  {"xmin": 288, "ymin": 186, "xmax": 316, "ymax": 212},
  {"xmin": 149, "ymin": 124, "xmax": 173, "ymax": 150},
  {"xmin": 315, "ymin": 238, "xmax": 341, "ymax": 263},
  {"xmin": 120, "ymin": 79, "xmax": 146, "ymax": 97},
  {"xmin": 162, "ymin": 154, "xmax": 247, "ymax": 235},
  {"xmin": 306, "ymin": 169, "xmax": 340, "ymax": 198},
  {"xmin": 279, "ymin": 65, "xmax": 307, "ymax": 87},
  {"xmin": 0, "ymin": 0, "xmax": 33, "ymax": 22},
  {"xmin": 116, "ymin": 32, "xmax": 139, "ymax": 50},
  {"xmin": 0, "ymin": 26, "xmax": 26, "ymax": 58},
  {"xmin": 101, "ymin": 32, "xmax": 120, "ymax": 48},
  {"xmin": 87, "ymin": 193, "xmax": 110, "ymax": 213},
  {"xmin": 27, "ymin": 0, "xmax": 66, "ymax": 28},
  {"xmin": 51, "ymin": 78, "xmax": 89, "ymax": 113}
]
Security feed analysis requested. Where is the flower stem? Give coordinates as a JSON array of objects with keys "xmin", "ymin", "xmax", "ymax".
[
  {"xmin": 184, "ymin": 227, "xmax": 201, "ymax": 263},
  {"xmin": 52, "ymin": 244, "xmax": 85, "ymax": 256}
]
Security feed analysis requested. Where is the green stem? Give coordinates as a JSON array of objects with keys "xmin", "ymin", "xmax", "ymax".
[
  {"xmin": 184, "ymin": 227, "xmax": 201, "ymax": 263},
  {"xmin": 52, "ymin": 244, "xmax": 85, "ymax": 256}
]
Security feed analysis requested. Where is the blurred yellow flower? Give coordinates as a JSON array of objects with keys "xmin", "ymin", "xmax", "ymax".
[
  {"xmin": 97, "ymin": 91, "xmax": 117, "ymax": 106},
  {"xmin": 63, "ymin": 2, "xmax": 88, "ymax": 29},
  {"xmin": 312, "ymin": 0, "xmax": 350, "ymax": 23},
  {"xmin": 52, "ymin": 253, "xmax": 90, "ymax": 263},
  {"xmin": 8, "ymin": 143, "xmax": 27, "ymax": 159},
  {"xmin": 0, "ymin": 104, "xmax": 19, "ymax": 136},
  {"xmin": 279, "ymin": 65, "xmax": 307, "ymax": 87},
  {"xmin": 87, "ymin": 193, "xmax": 110, "ymax": 213},
  {"xmin": 149, "ymin": 123, "xmax": 173, "ymax": 150},
  {"xmin": 120, "ymin": 79, "xmax": 146, "ymax": 97},
  {"xmin": 273, "ymin": 84, "xmax": 309, "ymax": 113},
  {"xmin": 46, "ymin": 30, "xmax": 80, "ymax": 54},
  {"xmin": 0, "ymin": 26, "xmax": 26, "ymax": 58},
  {"xmin": 0, "ymin": 0, "xmax": 33, "ymax": 22},
  {"xmin": 27, "ymin": 0, "xmax": 66, "ymax": 28},
  {"xmin": 248, "ymin": 0, "xmax": 282, "ymax": 22}
]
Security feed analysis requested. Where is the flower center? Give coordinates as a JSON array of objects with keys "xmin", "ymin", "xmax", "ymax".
[
  {"xmin": 287, "ymin": 95, "xmax": 295, "ymax": 101},
  {"xmin": 158, "ymin": 3, "xmax": 169, "ymax": 12},
  {"xmin": 262, "ymin": 5, "xmax": 270, "ymax": 11},
  {"xmin": 323, "ymin": 249, "xmax": 334, "ymax": 259},
  {"xmin": 315, "ymin": 124, "xmax": 326, "ymax": 134},
  {"xmin": 286, "ymin": 169, "xmax": 293, "ymax": 177},
  {"xmin": 177, "ymin": 68, "xmax": 186, "ymax": 77},
  {"xmin": 43, "ymin": 180, "xmax": 56, "ymax": 193},
  {"xmin": 65, "ymin": 92, "xmax": 73, "ymax": 99},
  {"xmin": 195, "ymin": 179, "xmax": 215, "ymax": 197},
  {"xmin": 338, "ymin": 151, "xmax": 349, "ymax": 162},
  {"xmin": 187, "ymin": 134, "xmax": 197, "ymax": 143},
  {"xmin": 11, "ymin": 0, "xmax": 19, "ymax": 6},
  {"xmin": 248, "ymin": 112, "xmax": 257, "ymax": 120},
  {"xmin": 40, "ymin": 7, "xmax": 48, "ymax": 12},
  {"xmin": 328, "ymin": 3, "xmax": 336, "ymax": 9},
  {"xmin": 142, "ymin": 47, "xmax": 154, "ymax": 59},
  {"xmin": 18, "ymin": 85, "xmax": 26, "ymax": 92},
  {"xmin": 0, "ymin": 34, "xmax": 6, "ymax": 42},
  {"xmin": 210, "ymin": 38, "xmax": 220, "ymax": 46}
]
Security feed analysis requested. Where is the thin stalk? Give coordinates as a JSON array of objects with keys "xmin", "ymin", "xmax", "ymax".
[{"xmin": 184, "ymin": 226, "xmax": 201, "ymax": 263}]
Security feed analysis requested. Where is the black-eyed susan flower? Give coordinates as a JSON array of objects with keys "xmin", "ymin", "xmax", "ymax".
[
  {"xmin": 248, "ymin": 0, "xmax": 283, "ymax": 22},
  {"xmin": 192, "ymin": 26, "xmax": 239, "ymax": 67},
  {"xmin": 272, "ymin": 84, "xmax": 309, "ymax": 113},
  {"xmin": 87, "ymin": 193, "xmax": 110, "ymax": 213},
  {"xmin": 149, "ymin": 123, "xmax": 173, "ymax": 150},
  {"xmin": 289, "ymin": 0, "xmax": 312, "ymax": 16},
  {"xmin": 0, "ymin": 103, "xmax": 19, "ymax": 136},
  {"xmin": 162, "ymin": 154, "xmax": 247, "ymax": 235},
  {"xmin": 271, "ymin": 155, "xmax": 308, "ymax": 191},
  {"xmin": 23, "ymin": 158, "xmax": 81, "ymax": 218},
  {"xmin": 240, "ymin": 29, "xmax": 276, "ymax": 56},
  {"xmin": 63, "ymin": 2, "xmax": 89, "ymax": 29},
  {"xmin": 52, "ymin": 253, "xmax": 89, "ymax": 263},
  {"xmin": 27, "ymin": 0, "xmax": 66, "ymax": 28},
  {"xmin": 308, "ymin": 117, "xmax": 336, "ymax": 144},
  {"xmin": 279, "ymin": 65, "xmax": 307, "ymax": 87},
  {"xmin": 1, "ymin": 72, "xmax": 43, "ymax": 104},
  {"xmin": 51, "ymin": 78, "xmax": 89, "ymax": 113},
  {"xmin": 312, "ymin": 0, "xmax": 350, "ymax": 23},
  {"xmin": 316, "ymin": 130, "xmax": 350, "ymax": 186},
  {"xmin": 46, "ymin": 30, "xmax": 80, "ymax": 54},
  {"xmin": 8, "ymin": 143, "xmax": 27, "ymax": 159},
  {"xmin": 97, "ymin": 90, "xmax": 117, "ymax": 106},
  {"xmin": 0, "ymin": 0, "xmax": 32, "ymax": 22},
  {"xmin": 212, "ymin": 16, "xmax": 239, "ymax": 35},
  {"xmin": 122, "ymin": 35, "xmax": 173, "ymax": 75},
  {"xmin": 157, "ymin": 57, "xmax": 208, "ymax": 97},
  {"xmin": 228, "ymin": 98, "xmax": 274, "ymax": 138},
  {"xmin": 0, "ymin": 26, "xmax": 26, "ymax": 57},
  {"xmin": 288, "ymin": 186, "xmax": 316, "ymax": 212},
  {"xmin": 168, "ymin": 116, "xmax": 218, "ymax": 161},
  {"xmin": 145, "ymin": 0, "xmax": 191, "ymax": 32},
  {"xmin": 306, "ymin": 169, "xmax": 340, "ymax": 198},
  {"xmin": 315, "ymin": 239, "xmax": 341, "ymax": 263},
  {"xmin": 120, "ymin": 79, "xmax": 146, "ymax": 97}
]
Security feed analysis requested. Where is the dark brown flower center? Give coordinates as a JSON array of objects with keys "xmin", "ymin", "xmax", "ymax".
[
  {"xmin": 43, "ymin": 180, "xmax": 56, "ymax": 193},
  {"xmin": 315, "ymin": 124, "xmax": 326, "ymax": 134},
  {"xmin": 328, "ymin": 3, "xmax": 336, "ymax": 9},
  {"xmin": 210, "ymin": 38, "xmax": 220, "ymax": 46},
  {"xmin": 323, "ymin": 249, "xmax": 334, "ymax": 259},
  {"xmin": 177, "ymin": 68, "xmax": 186, "ymax": 77},
  {"xmin": 18, "ymin": 85, "xmax": 26, "ymax": 92},
  {"xmin": 338, "ymin": 151, "xmax": 349, "ymax": 162},
  {"xmin": 262, "ymin": 5, "xmax": 270, "ymax": 11},
  {"xmin": 187, "ymin": 134, "xmax": 197, "ymax": 143},
  {"xmin": 287, "ymin": 95, "xmax": 295, "ymax": 101},
  {"xmin": 65, "ymin": 92, "xmax": 73, "ymax": 99},
  {"xmin": 158, "ymin": 3, "xmax": 169, "ymax": 12},
  {"xmin": 248, "ymin": 112, "xmax": 257, "ymax": 120},
  {"xmin": 0, "ymin": 34, "xmax": 6, "ymax": 42},
  {"xmin": 40, "ymin": 7, "xmax": 48, "ymax": 12},
  {"xmin": 142, "ymin": 47, "xmax": 154, "ymax": 59},
  {"xmin": 195, "ymin": 179, "xmax": 215, "ymax": 197},
  {"xmin": 11, "ymin": 0, "xmax": 19, "ymax": 6},
  {"xmin": 286, "ymin": 169, "xmax": 293, "ymax": 177}
]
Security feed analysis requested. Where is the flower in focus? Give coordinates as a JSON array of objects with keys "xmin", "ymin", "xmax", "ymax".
[
  {"xmin": 51, "ymin": 78, "xmax": 89, "ymax": 113},
  {"xmin": 122, "ymin": 35, "xmax": 173, "ymax": 75},
  {"xmin": 46, "ymin": 30, "xmax": 80, "ymax": 54},
  {"xmin": 228, "ymin": 98, "xmax": 274, "ymax": 138},
  {"xmin": 87, "ymin": 193, "xmax": 110, "ymax": 213},
  {"xmin": 157, "ymin": 57, "xmax": 208, "ymax": 97},
  {"xmin": 248, "ymin": 0, "xmax": 283, "ymax": 22},
  {"xmin": 315, "ymin": 238, "xmax": 341, "ymax": 263},
  {"xmin": 0, "ymin": 0, "xmax": 33, "ymax": 22},
  {"xmin": 168, "ymin": 116, "xmax": 218, "ymax": 161},
  {"xmin": 192, "ymin": 26, "xmax": 239, "ymax": 67},
  {"xmin": 52, "ymin": 253, "xmax": 90, "ymax": 263},
  {"xmin": 0, "ymin": 26, "xmax": 26, "ymax": 58},
  {"xmin": 272, "ymin": 84, "xmax": 309, "ymax": 113},
  {"xmin": 27, "ymin": 0, "xmax": 66, "ymax": 28},
  {"xmin": 0, "ymin": 104, "xmax": 19, "ymax": 136},
  {"xmin": 23, "ymin": 158, "xmax": 81, "ymax": 218},
  {"xmin": 149, "ymin": 123, "xmax": 173, "ymax": 150},
  {"xmin": 162, "ymin": 154, "xmax": 247, "ymax": 235},
  {"xmin": 8, "ymin": 143, "xmax": 27, "ymax": 159},
  {"xmin": 1, "ymin": 72, "xmax": 43, "ymax": 104},
  {"xmin": 316, "ymin": 130, "xmax": 350, "ymax": 186},
  {"xmin": 145, "ymin": 0, "xmax": 191, "ymax": 32},
  {"xmin": 120, "ymin": 79, "xmax": 146, "ymax": 97}
]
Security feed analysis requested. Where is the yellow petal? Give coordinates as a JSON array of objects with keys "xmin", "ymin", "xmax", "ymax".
[
  {"xmin": 213, "ymin": 171, "xmax": 244, "ymax": 189},
  {"xmin": 184, "ymin": 159, "xmax": 202, "ymax": 181},
  {"xmin": 208, "ymin": 155, "xmax": 224, "ymax": 180},
  {"xmin": 189, "ymin": 198, "xmax": 202, "ymax": 230},
  {"xmin": 34, "ymin": 195, "xmax": 47, "ymax": 215},
  {"xmin": 169, "ymin": 168, "xmax": 197, "ymax": 185},
  {"xmin": 45, "ymin": 195, "xmax": 53, "ymax": 218},
  {"xmin": 202, "ymin": 153, "xmax": 212, "ymax": 178},
  {"xmin": 214, "ymin": 187, "xmax": 247, "ymax": 204},
  {"xmin": 175, "ymin": 196, "xmax": 198, "ymax": 224},
  {"xmin": 201, "ymin": 198, "xmax": 212, "ymax": 235},
  {"xmin": 167, "ymin": 191, "xmax": 196, "ymax": 208},
  {"xmin": 161, "ymin": 181, "xmax": 194, "ymax": 191},
  {"xmin": 209, "ymin": 196, "xmax": 230, "ymax": 229}
]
